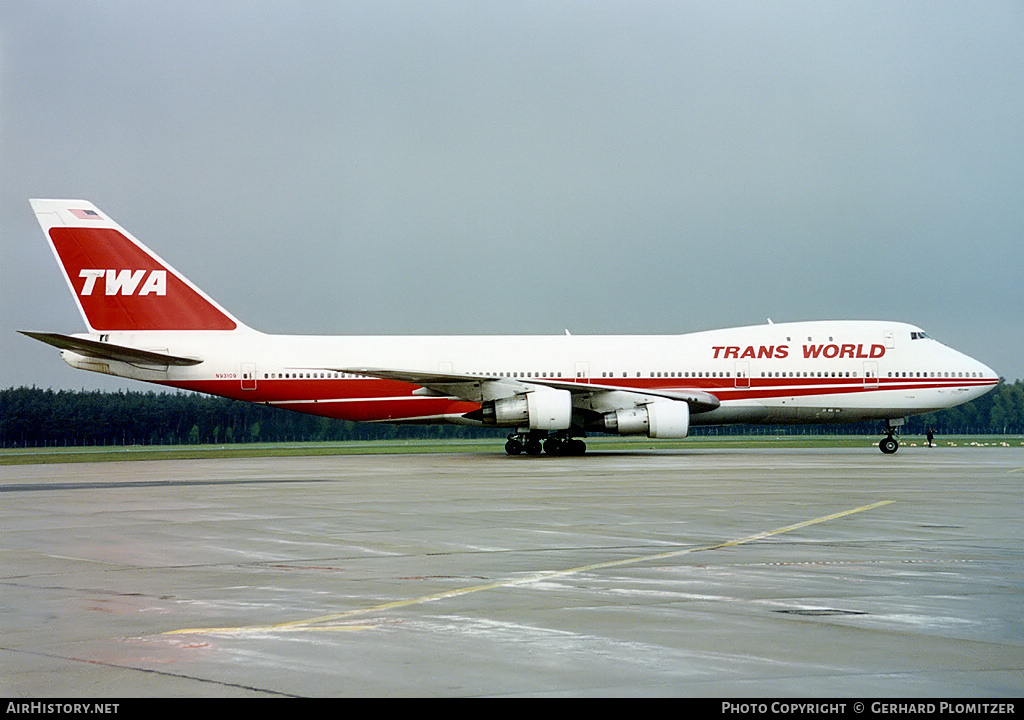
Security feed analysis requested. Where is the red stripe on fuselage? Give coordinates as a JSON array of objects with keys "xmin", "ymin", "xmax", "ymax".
[
  {"xmin": 158, "ymin": 374, "xmax": 997, "ymax": 424},
  {"xmin": 158, "ymin": 377, "xmax": 478, "ymax": 422}
]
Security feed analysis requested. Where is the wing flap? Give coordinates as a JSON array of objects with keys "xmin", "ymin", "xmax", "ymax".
[{"xmin": 522, "ymin": 376, "xmax": 721, "ymax": 413}]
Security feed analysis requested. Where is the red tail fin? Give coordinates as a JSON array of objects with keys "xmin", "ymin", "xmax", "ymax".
[{"xmin": 31, "ymin": 199, "xmax": 242, "ymax": 332}]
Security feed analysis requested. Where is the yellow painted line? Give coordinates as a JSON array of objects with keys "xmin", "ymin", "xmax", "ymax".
[{"xmin": 165, "ymin": 500, "xmax": 894, "ymax": 636}]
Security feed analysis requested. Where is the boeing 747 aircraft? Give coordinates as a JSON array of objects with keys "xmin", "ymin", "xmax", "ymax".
[{"xmin": 21, "ymin": 199, "xmax": 998, "ymax": 455}]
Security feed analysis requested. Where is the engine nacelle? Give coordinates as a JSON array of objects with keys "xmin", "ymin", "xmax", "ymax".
[
  {"xmin": 482, "ymin": 388, "xmax": 572, "ymax": 430},
  {"xmin": 604, "ymin": 400, "xmax": 690, "ymax": 438}
]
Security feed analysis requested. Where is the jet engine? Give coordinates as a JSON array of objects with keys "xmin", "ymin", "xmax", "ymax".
[
  {"xmin": 480, "ymin": 388, "xmax": 572, "ymax": 430},
  {"xmin": 604, "ymin": 400, "xmax": 690, "ymax": 438}
]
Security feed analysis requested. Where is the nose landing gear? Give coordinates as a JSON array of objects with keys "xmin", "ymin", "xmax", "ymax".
[{"xmin": 879, "ymin": 418, "xmax": 905, "ymax": 454}]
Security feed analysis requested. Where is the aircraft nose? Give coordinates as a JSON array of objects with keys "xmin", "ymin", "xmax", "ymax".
[
  {"xmin": 970, "ymin": 358, "xmax": 1000, "ymax": 402},
  {"xmin": 967, "ymin": 350, "xmax": 997, "ymax": 379},
  {"xmin": 980, "ymin": 360, "xmax": 998, "ymax": 381}
]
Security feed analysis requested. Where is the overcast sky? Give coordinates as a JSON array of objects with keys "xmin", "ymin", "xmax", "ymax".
[{"xmin": 2, "ymin": 1, "xmax": 1021, "ymax": 392}]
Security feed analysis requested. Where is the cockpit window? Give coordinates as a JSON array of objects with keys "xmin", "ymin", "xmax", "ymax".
[{"xmin": 910, "ymin": 331, "xmax": 930, "ymax": 340}]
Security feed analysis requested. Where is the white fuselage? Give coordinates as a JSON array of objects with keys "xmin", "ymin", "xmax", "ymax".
[{"xmin": 60, "ymin": 319, "xmax": 998, "ymax": 428}]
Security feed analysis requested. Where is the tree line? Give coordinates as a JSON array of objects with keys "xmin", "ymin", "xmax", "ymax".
[
  {"xmin": 0, "ymin": 386, "xmax": 501, "ymax": 448},
  {"xmin": 1, "ymin": 380, "xmax": 1022, "ymax": 448}
]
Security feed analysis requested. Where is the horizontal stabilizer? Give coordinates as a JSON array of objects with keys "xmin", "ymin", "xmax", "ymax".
[{"xmin": 19, "ymin": 331, "xmax": 203, "ymax": 367}]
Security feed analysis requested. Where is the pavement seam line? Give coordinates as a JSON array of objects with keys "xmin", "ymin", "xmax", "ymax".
[{"xmin": 164, "ymin": 499, "xmax": 895, "ymax": 636}]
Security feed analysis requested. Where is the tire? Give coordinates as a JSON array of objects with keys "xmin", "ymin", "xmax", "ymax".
[{"xmin": 544, "ymin": 437, "xmax": 564, "ymax": 455}]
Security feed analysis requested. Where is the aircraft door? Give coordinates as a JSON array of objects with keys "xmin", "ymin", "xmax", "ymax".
[
  {"xmin": 735, "ymin": 361, "xmax": 750, "ymax": 388},
  {"xmin": 863, "ymin": 361, "xmax": 878, "ymax": 389},
  {"xmin": 241, "ymin": 363, "xmax": 257, "ymax": 390},
  {"xmin": 575, "ymin": 361, "xmax": 590, "ymax": 384}
]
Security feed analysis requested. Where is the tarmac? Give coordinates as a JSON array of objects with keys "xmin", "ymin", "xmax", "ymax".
[{"xmin": 2, "ymin": 445, "xmax": 1022, "ymax": 697}]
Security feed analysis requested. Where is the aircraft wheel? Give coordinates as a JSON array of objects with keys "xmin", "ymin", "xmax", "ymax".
[
  {"xmin": 544, "ymin": 437, "xmax": 564, "ymax": 455},
  {"xmin": 524, "ymin": 438, "xmax": 543, "ymax": 456},
  {"xmin": 879, "ymin": 436, "xmax": 899, "ymax": 454},
  {"xmin": 568, "ymin": 439, "xmax": 587, "ymax": 455},
  {"xmin": 505, "ymin": 438, "xmax": 523, "ymax": 455}
]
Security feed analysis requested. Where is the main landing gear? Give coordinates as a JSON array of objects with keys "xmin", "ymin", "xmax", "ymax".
[
  {"xmin": 505, "ymin": 431, "xmax": 587, "ymax": 456},
  {"xmin": 879, "ymin": 418, "xmax": 905, "ymax": 454}
]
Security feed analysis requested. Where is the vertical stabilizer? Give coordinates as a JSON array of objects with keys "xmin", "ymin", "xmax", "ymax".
[{"xmin": 30, "ymin": 199, "xmax": 244, "ymax": 333}]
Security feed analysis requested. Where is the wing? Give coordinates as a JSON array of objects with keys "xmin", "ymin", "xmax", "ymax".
[{"xmin": 332, "ymin": 366, "xmax": 720, "ymax": 414}]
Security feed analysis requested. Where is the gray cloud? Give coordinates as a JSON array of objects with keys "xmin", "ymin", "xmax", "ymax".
[{"xmin": 2, "ymin": 1, "xmax": 1021, "ymax": 391}]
